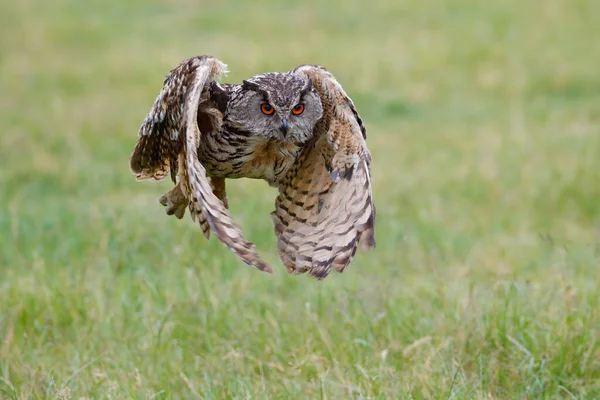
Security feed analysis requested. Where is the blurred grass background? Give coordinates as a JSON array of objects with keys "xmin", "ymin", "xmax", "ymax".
[{"xmin": 1, "ymin": 0, "xmax": 599, "ymax": 398}]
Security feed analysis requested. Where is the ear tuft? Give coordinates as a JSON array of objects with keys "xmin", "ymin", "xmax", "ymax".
[
  {"xmin": 300, "ymin": 78, "xmax": 313, "ymax": 96},
  {"xmin": 242, "ymin": 80, "xmax": 261, "ymax": 91}
]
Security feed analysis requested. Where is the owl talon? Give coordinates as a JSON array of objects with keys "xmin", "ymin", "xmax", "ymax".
[
  {"xmin": 159, "ymin": 195, "xmax": 169, "ymax": 207},
  {"xmin": 164, "ymin": 202, "xmax": 186, "ymax": 219},
  {"xmin": 159, "ymin": 184, "xmax": 189, "ymax": 220}
]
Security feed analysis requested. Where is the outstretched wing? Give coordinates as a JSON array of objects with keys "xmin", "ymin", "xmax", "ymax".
[
  {"xmin": 130, "ymin": 56, "xmax": 219, "ymax": 237},
  {"xmin": 129, "ymin": 57, "xmax": 207, "ymax": 182},
  {"xmin": 183, "ymin": 64, "xmax": 272, "ymax": 273},
  {"xmin": 271, "ymin": 64, "xmax": 376, "ymax": 279},
  {"xmin": 130, "ymin": 55, "xmax": 271, "ymax": 273}
]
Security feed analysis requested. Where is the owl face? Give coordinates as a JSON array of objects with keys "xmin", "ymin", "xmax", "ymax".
[{"xmin": 226, "ymin": 73, "xmax": 323, "ymax": 143}]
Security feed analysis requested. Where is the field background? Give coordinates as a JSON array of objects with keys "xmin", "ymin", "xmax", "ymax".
[{"xmin": 1, "ymin": 0, "xmax": 599, "ymax": 398}]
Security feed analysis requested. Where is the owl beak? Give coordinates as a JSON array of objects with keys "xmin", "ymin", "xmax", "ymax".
[{"xmin": 279, "ymin": 119, "xmax": 289, "ymax": 136}]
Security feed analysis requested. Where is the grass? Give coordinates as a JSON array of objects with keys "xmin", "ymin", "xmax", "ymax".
[{"xmin": 1, "ymin": 0, "xmax": 599, "ymax": 398}]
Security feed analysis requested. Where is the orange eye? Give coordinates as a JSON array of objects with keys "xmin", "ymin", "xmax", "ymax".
[
  {"xmin": 261, "ymin": 103, "xmax": 274, "ymax": 115},
  {"xmin": 292, "ymin": 104, "xmax": 304, "ymax": 115}
]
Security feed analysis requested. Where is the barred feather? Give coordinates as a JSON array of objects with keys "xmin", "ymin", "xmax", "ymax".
[
  {"xmin": 182, "ymin": 60, "xmax": 272, "ymax": 273},
  {"xmin": 271, "ymin": 64, "xmax": 376, "ymax": 279}
]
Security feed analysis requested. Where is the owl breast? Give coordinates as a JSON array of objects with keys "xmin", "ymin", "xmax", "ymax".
[{"xmin": 197, "ymin": 128, "xmax": 303, "ymax": 186}]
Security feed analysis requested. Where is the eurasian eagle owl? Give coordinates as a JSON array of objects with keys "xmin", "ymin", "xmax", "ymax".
[{"xmin": 129, "ymin": 55, "xmax": 375, "ymax": 279}]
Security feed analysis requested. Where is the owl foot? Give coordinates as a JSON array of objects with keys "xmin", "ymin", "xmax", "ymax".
[{"xmin": 159, "ymin": 184, "xmax": 188, "ymax": 219}]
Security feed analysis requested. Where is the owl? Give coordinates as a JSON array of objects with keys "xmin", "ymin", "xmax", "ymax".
[{"xmin": 129, "ymin": 55, "xmax": 375, "ymax": 279}]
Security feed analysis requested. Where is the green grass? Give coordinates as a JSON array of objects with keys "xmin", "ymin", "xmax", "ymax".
[{"xmin": 1, "ymin": 0, "xmax": 599, "ymax": 398}]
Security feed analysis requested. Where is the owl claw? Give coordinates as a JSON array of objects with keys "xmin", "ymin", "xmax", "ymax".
[
  {"xmin": 165, "ymin": 201, "xmax": 186, "ymax": 219},
  {"xmin": 159, "ymin": 184, "xmax": 189, "ymax": 220}
]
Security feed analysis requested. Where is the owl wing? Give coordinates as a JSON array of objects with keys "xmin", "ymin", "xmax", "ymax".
[
  {"xmin": 129, "ymin": 57, "xmax": 202, "ymax": 182},
  {"xmin": 271, "ymin": 64, "xmax": 376, "ymax": 279},
  {"xmin": 130, "ymin": 55, "xmax": 272, "ymax": 273}
]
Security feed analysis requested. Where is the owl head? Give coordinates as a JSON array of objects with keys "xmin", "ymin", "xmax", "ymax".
[{"xmin": 225, "ymin": 72, "xmax": 324, "ymax": 143}]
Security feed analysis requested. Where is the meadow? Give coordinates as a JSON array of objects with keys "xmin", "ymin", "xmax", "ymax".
[{"xmin": 0, "ymin": 0, "xmax": 599, "ymax": 398}]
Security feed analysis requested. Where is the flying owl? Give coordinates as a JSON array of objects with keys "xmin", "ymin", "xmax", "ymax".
[{"xmin": 129, "ymin": 55, "xmax": 375, "ymax": 279}]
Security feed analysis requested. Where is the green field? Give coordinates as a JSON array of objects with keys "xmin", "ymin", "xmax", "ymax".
[{"xmin": 1, "ymin": 0, "xmax": 599, "ymax": 398}]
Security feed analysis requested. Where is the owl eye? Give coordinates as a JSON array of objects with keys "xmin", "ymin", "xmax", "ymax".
[
  {"xmin": 292, "ymin": 104, "xmax": 305, "ymax": 115},
  {"xmin": 260, "ymin": 103, "xmax": 275, "ymax": 115}
]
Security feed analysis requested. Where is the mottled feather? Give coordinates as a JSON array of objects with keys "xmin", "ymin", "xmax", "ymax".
[
  {"xmin": 271, "ymin": 64, "xmax": 376, "ymax": 279},
  {"xmin": 129, "ymin": 55, "xmax": 271, "ymax": 273},
  {"xmin": 182, "ymin": 67, "xmax": 271, "ymax": 272}
]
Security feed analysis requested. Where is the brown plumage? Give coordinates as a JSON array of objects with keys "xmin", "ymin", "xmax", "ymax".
[{"xmin": 129, "ymin": 55, "xmax": 375, "ymax": 279}]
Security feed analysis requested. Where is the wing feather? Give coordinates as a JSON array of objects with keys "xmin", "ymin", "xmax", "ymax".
[
  {"xmin": 129, "ymin": 57, "xmax": 207, "ymax": 182},
  {"xmin": 182, "ymin": 59, "xmax": 272, "ymax": 273},
  {"xmin": 272, "ymin": 65, "xmax": 376, "ymax": 279},
  {"xmin": 130, "ymin": 55, "xmax": 271, "ymax": 273}
]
